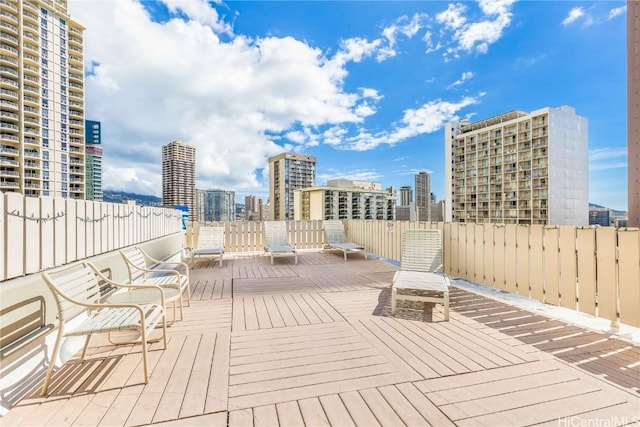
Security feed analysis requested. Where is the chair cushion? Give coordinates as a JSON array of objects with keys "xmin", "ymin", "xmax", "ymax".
[
  {"xmin": 192, "ymin": 248, "xmax": 224, "ymax": 255},
  {"xmin": 392, "ymin": 271, "xmax": 449, "ymax": 293}
]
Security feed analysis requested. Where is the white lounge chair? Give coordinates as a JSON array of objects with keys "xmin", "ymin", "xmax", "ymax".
[
  {"xmin": 323, "ymin": 220, "xmax": 367, "ymax": 261},
  {"xmin": 264, "ymin": 221, "xmax": 297, "ymax": 264},
  {"xmin": 40, "ymin": 262, "xmax": 167, "ymax": 395},
  {"xmin": 191, "ymin": 226, "xmax": 225, "ymax": 267},
  {"xmin": 391, "ymin": 229, "xmax": 450, "ymax": 321}
]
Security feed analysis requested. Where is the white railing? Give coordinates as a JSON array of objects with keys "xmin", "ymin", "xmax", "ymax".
[{"xmin": 0, "ymin": 192, "xmax": 183, "ymax": 281}]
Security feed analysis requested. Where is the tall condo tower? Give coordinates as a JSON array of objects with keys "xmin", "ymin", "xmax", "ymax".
[
  {"xmin": 445, "ymin": 106, "xmax": 588, "ymax": 225},
  {"xmin": 85, "ymin": 120, "xmax": 102, "ymax": 200},
  {"xmin": 399, "ymin": 186, "xmax": 413, "ymax": 206},
  {"xmin": 629, "ymin": 0, "xmax": 640, "ymax": 227},
  {"xmin": 1, "ymin": 0, "xmax": 86, "ymax": 198},
  {"xmin": 268, "ymin": 152, "xmax": 316, "ymax": 220},
  {"xmin": 162, "ymin": 140, "xmax": 196, "ymax": 220},
  {"xmin": 196, "ymin": 189, "xmax": 235, "ymax": 222},
  {"xmin": 415, "ymin": 172, "xmax": 431, "ymax": 221}
]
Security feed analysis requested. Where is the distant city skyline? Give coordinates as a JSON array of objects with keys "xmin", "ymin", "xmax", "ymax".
[{"xmin": 70, "ymin": 0, "xmax": 627, "ymax": 210}]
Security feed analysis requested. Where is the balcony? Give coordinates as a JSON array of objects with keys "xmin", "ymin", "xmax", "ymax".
[{"xmin": 0, "ymin": 213, "xmax": 638, "ymax": 425}]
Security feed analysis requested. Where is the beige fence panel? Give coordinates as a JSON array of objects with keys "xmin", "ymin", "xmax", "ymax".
[
  {"xmin": 40, "ymin": 197, "xmax": 55, "ymax": 270},
  {"xmin": 516, "ymin": 225, "xmax": 530, "ymax": 297},
  {"xmin": 465, "ymin": 224, "xmax": 475, "ymax": 281},
  {"xmin": 493, "ymin": 225, "xmax": 505, "ymax": 290},
  {"xmin": 443, "ymin": 222, "xmax": 452, "ymax": 275},
  {"xmin": 449, "ymin": 222, "xmax": 459, "ymax": 276},
  {"xmin": 595, "ymin": 227, "xmax": 618, "ymax": 324},
  {"xmin": 86, "ymin": 201, "xmax": 97, "ymax": 258},
  {"xmin": 576, "ymin": 227, "xmax": 597, "ymax": 316},
  {"xmin": 529, "ymin": 225, "xmax": 544, "ymax": 301},
  {"xmin": 54, "ymin": 198, "xmax": 66, "ymax": 267},
  {"xmin": 99, "ymin": 202, "xmax": 108, "ymax": 254},
  {"xmin": 0, "ymin": 195, "xmax": 3, "ymax": 280},
  {"xmin": 543, "ymin": 226, "xmax": 560, "ymax": 305},
  {"xmin": 504, "ymin": 224, "xmax": 517, "ymax": 293},
  {"xmin": 618, "ymin": 229, "xmax": 640, "ymax": 328},
  {"xmin": 76, "ymin": 200, "xmax": 87, "ymax": 260},
  {"xmin": 474, "ymin": 223, "xmax": 484, "ymax": 284},
  {"xmin": 482, "ymin": 224, "xmax": 494, "ymax": 287},
  {"xmin": 65, "ymin": 199, "xmax": 77, "ymax": 262},
  {"xmin": 458, "ymin": 224, "xmax": 468, "ymax": 278},
  {"xmin": 559, "ymin": 225, "xmax": 577, "ymax": 310},
  {"xmin": 24, "ymin": 196, "xmax": 40, "ymax": 275},
  {"xmin": 5, "ymin": 193, "xmax": 23, "ymax": 280}
]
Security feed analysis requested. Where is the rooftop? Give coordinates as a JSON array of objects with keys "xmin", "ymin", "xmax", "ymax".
[{"xmin": 2, "ymin": 252, "xmax": 638, "ymax": 426}]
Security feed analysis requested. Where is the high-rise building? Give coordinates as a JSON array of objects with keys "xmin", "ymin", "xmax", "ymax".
[
  {"xmin": 162, "ymin": 140, "xmax": 196, "ymax": 220},
  {"xmin": 445, "ymin": 106, "xmax": 589, "ymax": 225},
  {"xmin": 399, "ymin": 186, "xmax": 413, "ymax": 206},
  {"xmin": 268, "ymin": 152, "xmax": 316, "ymax": 220},
  {"xmin": 196, "ymin": 189, "xmax": 235, "ymax": 222},
  {"xmin": 85, "ymin": 120, "xmax": 102, "ymax": 201},
  {"xmin": 244, "ymin": 195, "xmax": 263, "ymax": 221},
  {"xmin": 1, "ymin": 0, "xmax": 85, "ymax": 198},
  {"xmin": 415, "ymin": 172, "xmax": 431, "ymax": 221},
  {"xmin": 629, "ymin": 0, "xmax": 640, "ymax": 227},
  {"xmin": 293, "ymin": 180, "xmax": 395, "ymax": 221}
]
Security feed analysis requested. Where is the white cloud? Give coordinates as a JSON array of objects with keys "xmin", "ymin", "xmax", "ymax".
[
  {"xmin": 609, "ymin": 6, "xmax": 626, "ymax": 20},
  {"xmin": 447, "ymin": 71, "xmax": 475, "ymax": 89},
  {"xmin": 434, "ymin": 0, "xmax": 516, "ymax": 57},
  {"xmin": 317, "ymin": 169, "xmax": 383, "ymax": 184},
  {"xmin": 589, "ymin": 147, "xmax": 627, "ymax": 171},
  {"xmin": 562, "ymin": 7, "xmax": 585, "ymax": 25},
  {"xmin": 69, "ymin": 0, "xmax": 388, "ymax": 196},
  {"xmin": 436, "ymin": 3, "xmax": 468, "ymax": 29}
]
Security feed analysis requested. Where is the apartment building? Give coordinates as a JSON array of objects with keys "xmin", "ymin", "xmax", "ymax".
[
  {"xmin": 415, "ymin": 171, "xmax": 431, "ymax": 221},
  {"xmin": 268, "ymin": 152, "xmax": 316, "ymax": 220},
  {"xmin": 196, "ymin": 189, "xmax": 235, "ymax": 222},
  {"xmin": 244, "ymin": 195, "xmax": 263, "ymax": 221},
  {"xmin": 1, "ymin": 0, "xmax": 85, "ymax": 198},
  {"xmin": 162, "ymin": 140, "xmax": 196, "ymax": 220},
  {"xmin": 84, "ymin": 119, "xmax": 102, "ymax": 200},
  {"xmin": 293, "ymin": 180, "xmax": 396, "ymax": 221},
  {"xmin": 445, "ymin": 106, "xmax": 588, "ymax": 225},
  {"xmin": 399, "ymin": 186, "xmax": 412, "ymax": 206},
  {"xmin": 629, "ymin": 0, "xmax": 640, "ymax": 227}
]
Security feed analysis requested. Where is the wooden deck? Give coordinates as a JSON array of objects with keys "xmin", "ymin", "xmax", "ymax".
[{"xmin": 2, "ymin": 253, "xmax": 639, "ymax": 426}]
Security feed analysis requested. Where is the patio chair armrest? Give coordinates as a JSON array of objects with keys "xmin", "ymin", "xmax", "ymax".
[{"xmin": 139, "ymin": 247, "xmax": 190, "ymax": 277}]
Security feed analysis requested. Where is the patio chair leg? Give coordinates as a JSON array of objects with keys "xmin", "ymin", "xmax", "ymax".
[
  {"xmin": 344, "ymin": 251, "xmax": 347, "ymax": 262},
  {"xmin": 41, "ymin": 324, "xmax": 64, "ymax": 396},
  {"xmin": 141, "ymin": 330, "xmax": 149, "ymax": 384},
  {"xmin": 80, "ymin": 335, "xmax": 92, "ymax": 359},
  {"xmin": 391, "ymin": 287, "xmax": 397, "ymax": 315},
  {"xmin": 444, "ymin": 292, "xmax": 450, "ymax": 321}
]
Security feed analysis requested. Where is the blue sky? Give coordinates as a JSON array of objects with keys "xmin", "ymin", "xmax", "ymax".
[{"xmin": 69, "ymin": 0, "xmax": 628, "ymax": 211}]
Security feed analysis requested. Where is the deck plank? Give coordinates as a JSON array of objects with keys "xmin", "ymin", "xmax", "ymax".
[
  {"xmin": 338, "ymin": 390, "xmax": 382, "ymax": 427},
  {"xmin": 298, "ymin": 397, "xmax": 331, "ymax": 427},
  {"xmin": 275, "ymin": 401, "xmax": 304, "ymax": 427},
  {"xmin": 318, "ymin": 394, "xmax": 356, "ymax": 427}
]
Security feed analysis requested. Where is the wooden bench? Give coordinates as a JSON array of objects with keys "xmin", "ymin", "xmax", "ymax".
[{"xmin": 40, "ymin": 262, "xmax": 167, "ymax": 395}]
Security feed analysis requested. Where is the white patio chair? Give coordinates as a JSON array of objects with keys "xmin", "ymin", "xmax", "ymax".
[
  {"xmin": 323, "ymin": 220, "xmax": 367, "ymax": 261},
  {"xmin": 40, "ymin": 262, "xmax": 167, "ymax": 395},
  {"xmin": 391, "ymin": 229, "xmax": 450, "ymax": 321},
  {"xmin": 263, "ymin": 221, "xmax": 297, "ymax": 264},
  {"xmin": 120, "ymin": 246, "xmax": 191, "ymax": 322},
  {"xmin": 191, "ymin": 226, "xmax": 225, "ymax": 267}
]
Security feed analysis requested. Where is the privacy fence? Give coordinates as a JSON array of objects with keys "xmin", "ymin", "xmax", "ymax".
[
  {"xmin": 190, "ymin": 220, "xmax": 640, "ymax": 328},
  {"xmin": 0, "ymin": 192, "xmax": 183, "ymax": 281},
  {"xmin": 346, "ymin": 220, "xmax": 640, "ymax": 329}
]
